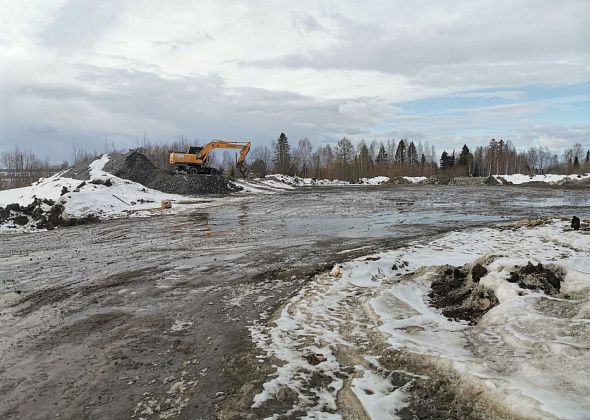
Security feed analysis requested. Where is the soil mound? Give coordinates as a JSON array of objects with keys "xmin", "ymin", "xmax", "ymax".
[
  {"xmin": 484, "ymin": 176, "xmax": 501, "ymax": 185},
  {"xmin": 422, "ymin": 175, "xmax": 453, "ymax": 185},
  {"xmin": 429, "ymin": 264, "xmax": 498, "ymax": 325},
  {"xmin": 429, "ymin": 260, "xmax": 566, "ymax": 324},
  {"xmin": 104, "ymin": 151, "xmax": 242, "ymax": 195},
  {"xmin": 507, "ymin": 261, "xmax": 562, "ymax": 295},
  {"xmin": 0, "ymin": 198, "xmax": 99, "ymax": 230}
]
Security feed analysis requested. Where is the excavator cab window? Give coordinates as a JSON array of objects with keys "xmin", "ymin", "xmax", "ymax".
[{"xmin": 188, "ymin": 146, "xmax": 203, "ymax": 154}]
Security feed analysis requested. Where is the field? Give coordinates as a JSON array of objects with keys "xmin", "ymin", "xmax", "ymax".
[{"xmin": 1, "ymin": 178, "xmax": 589, "ymax": 419}]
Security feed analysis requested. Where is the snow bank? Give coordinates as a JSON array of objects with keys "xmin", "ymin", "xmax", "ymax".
[
  {"xmin": 250, "ymin": 220, "xmax": 590, "ymax": 418},
  {"xmin": 405, "ymin": 176, "xmax": 427, "ymax": 183},
  {"xmin": 494, "ymin": 173, "xmax": 590, "ymax": 185},
  {"xmin": 260, "ymin": 174, "xmax": 391, "ymax": 187},
  {"xmin": 0, "ymin": 155, "xmax": 228, "ymax": 228}
]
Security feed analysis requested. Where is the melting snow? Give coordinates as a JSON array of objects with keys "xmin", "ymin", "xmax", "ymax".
[{"xmin": 250, "ymin": 220, "xmax": 590, "ymax": 419}]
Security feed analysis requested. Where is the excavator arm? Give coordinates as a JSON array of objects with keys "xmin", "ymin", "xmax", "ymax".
[
  {"xmin": 197, "ymin": 141, "xmax": 251, "ymax": 168},
  {"xmin": 169, "ymin": 140, "xmax": 251, "ymax": 176}
]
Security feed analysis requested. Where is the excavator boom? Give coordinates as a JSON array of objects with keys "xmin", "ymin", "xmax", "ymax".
[{"xmin": 169, "ymin": 140, "xmax": 251, "ymax": 175}]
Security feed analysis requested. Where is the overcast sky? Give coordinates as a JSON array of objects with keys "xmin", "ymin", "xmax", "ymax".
[{"xmin": 1, "ymin": 0, "xmax": 589, "ymax": 162}]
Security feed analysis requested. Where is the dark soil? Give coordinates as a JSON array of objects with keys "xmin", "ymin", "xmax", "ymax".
[
  {"xmin": 430, "ymin": 260, "xmax": 566, "ymax": 324},
  {"xmin": 0, "ymin": 198, "xmax": 99, "ymax": 230},
  {"xmin": 484, "ymin": 175, "xmax": 501, "ymax": 185},
  {"xmin": 507, "ymin": 261, "xmax": 563, "ymax": 295},
  {"xmin": 429, "ymin": 264, "xmax": 499, "ymax": 325},
  {"xmin": 103, "ymin": 151, "xmax": 242, "ymax": 195}
]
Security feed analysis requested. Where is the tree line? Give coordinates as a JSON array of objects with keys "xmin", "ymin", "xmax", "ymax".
[
  {"xmin": 2, "ymin": 135, "xmax": 589, "ymax": 190},
  {"xmin": 250, "ymin": 133, "xmax": 590, "ymax": 180},
  {"xmin": 0, "ymin": 146, "xmax": 65, "ymax": 189}
]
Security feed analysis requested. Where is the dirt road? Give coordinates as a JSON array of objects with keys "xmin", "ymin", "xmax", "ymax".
[{"xmin": 1, "ymin": 185, "xmax": 588, "ymax": 419}]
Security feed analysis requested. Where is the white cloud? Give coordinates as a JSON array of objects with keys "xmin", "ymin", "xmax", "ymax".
[{"xmin": 0, "ymin": 0, "xmax": 588, "ymax": 160}]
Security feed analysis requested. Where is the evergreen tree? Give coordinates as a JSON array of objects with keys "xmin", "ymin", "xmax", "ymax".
[
  {"xmin": 458, "ymin": 144, "xmax": 470, "ymax": 166},
  {"xmin": 273, "ymin": 132, "xmax": 291, "ymax": 174},
  {"xmin": 420, "ymin": 154, "xmax": 426, "ymax": 166},
  {"xmin": 407, "ymin": 142, "xmax": 418, "ymax": 164},
  {"xmin": 440, "ymin": 151, "xmax": 454, "ymax": 169},
  {"xmin": 573, "ymin": 156, "xmax": 580, "ymax": 168},
  {"xmin": 394, "ymin": 139, "xmax": 406, "ymax": 163},
  {"xmin": 375, "ymin": 144, "xmax": 389, "ymax": 165},
  {"xmin": 357, "ymin": 142, "xmax": 373, "ymax": 172},
  {"xmin": 586, "ymin": 149, "xmax": 590, "ymax": 163}
]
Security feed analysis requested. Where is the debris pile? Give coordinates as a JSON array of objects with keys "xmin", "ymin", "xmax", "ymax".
[
  {"xmin": 429, "ymin": 264, "xmax": 499, "ymax": 324},
  {"xmin": 429, "ymin": 259, "xmax": 567, "ymax": 324},
  {"xmin": 507, "ymin": 261, "xmax": 562, "ymax": 295},
  {"xmin": 0, "ymin": 198, "xmax": 99, "ymax": 230},
  {"xmin": 104, "ymin": 151, "xmax": 242, "ymax": 195}
]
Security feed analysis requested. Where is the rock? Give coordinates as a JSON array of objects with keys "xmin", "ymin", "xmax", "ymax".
[
  {"xmin": 13, "ymin": 215, "xmax": 30, "ymax": 226},
  {"xmin": 512, "ymin": 261, "xmax": 562, "ymax": 295},
  {"xmin": 303, "ymin": 353, "xmax": 327, "ymax": 366},
  {"xmin": 0, "ymin": 207, "xmax": 10, "ymax": 223},
  {"xmin": 161, "ymin": 200, "xmax": 172, "ymax": 209},
  {"xmin": 60, "ymin": 186, "xmax": 69, "ymax": 196},
  {"xmin": 74, "ymin": 181, "xmax": 86, "ymax": 192},
  {"xmin": 329, "ymin": 265, "xmax": 342, "ymax": 278},
  {"xmin": 571, "ymin": 216, "xmax": 580, "ymax": 230},
  {"xmin": 90, "ymin": 178, "xmax": 113, "ymax": 187},
  {"xmin": 471, "ymin": 263, "xmax": 488, "ymax": 282}
]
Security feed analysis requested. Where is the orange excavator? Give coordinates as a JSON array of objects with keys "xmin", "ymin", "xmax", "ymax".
[{"xmin": 169, "ymin": 140, "xmax": 251, "ymax": 176}]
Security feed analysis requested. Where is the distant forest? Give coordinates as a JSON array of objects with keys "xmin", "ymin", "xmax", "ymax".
[
  {"xmin": 249, "ymin": 133, "xmax": 590, "ymax": 181},
  {"xmin": 1, "ymin": 134, "xmax": 589, "ymax": 189}
]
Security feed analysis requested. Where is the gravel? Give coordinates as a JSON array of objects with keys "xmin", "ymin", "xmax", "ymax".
[
  {"xmin": 103, "ymin": 151, "xmax": 242, "ymax": 195},
  {"xmin": 62, "ymin": 155, "xmax": 101, "ymax": 180}
]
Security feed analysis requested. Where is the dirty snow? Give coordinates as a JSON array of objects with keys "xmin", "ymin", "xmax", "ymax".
[
  {"xmin": 495, "ymin": 173, "xmax": 590, "ymax": 185},
  {"xmin": 0, "ymin": 154, "xmax": 233, "ymax": 226},
  {"xmin": 250, "ymin": 220, "xmax": 590, "ymax": 419}
]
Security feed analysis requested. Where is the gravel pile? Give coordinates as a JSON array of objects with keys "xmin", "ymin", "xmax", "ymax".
[
  {"xmin": 103, "ymin": 151, "xmax": 242, "ymax": 195},
  {"xmin": 62, "ymin": 155, "xmax": 101, "ymax": 180}
]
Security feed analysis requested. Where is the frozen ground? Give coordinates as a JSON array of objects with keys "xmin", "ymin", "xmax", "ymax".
[
  {"xmin": 1, "ymin": 186, "xmax": 589, "ymax": 419},
  {"xmin": 250, "ymin": 220, "xmax": 590, "ymax": 419},
  {"xmin": 0, "ymin": 155, "xmax": 223, "ymax": 223},
  {"xmin": 495, "ymin": 173, "xmax": 590, "ymax": 185}
]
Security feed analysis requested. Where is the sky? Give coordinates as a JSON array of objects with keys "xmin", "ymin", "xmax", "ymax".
[{"xmin": 0, "ymin": 0, "xmax": 589, "ymax": 162}]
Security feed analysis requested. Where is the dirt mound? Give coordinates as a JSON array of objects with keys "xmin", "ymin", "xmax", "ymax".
[
  {"xmin": 104, "ymin": 151, "xmax": 242, "ymax": 195},
  {"xmin": 386, "ymin": 176, "xmax": 411, "ymax": 185},
  {"xmin": 484, "ymin": 176, "xmax": 501, "ymax": 185},
  {"xmin": 507, "ymin": 261, "xmax": 562, "ymax": 295},
  {"xmin": 0, "ymin": 198, "xmax": 99, "ymax": 230},
  {"xmin": 429, "ymin": 264, "xmax": 498, "ymax": 325},
  {"xmin": 422, "ymin": 174, "xmax": 453, "ymax": 185},
  {"xmin": 429, "ymin": 260, "xmax": 566, "ymax": 324}
]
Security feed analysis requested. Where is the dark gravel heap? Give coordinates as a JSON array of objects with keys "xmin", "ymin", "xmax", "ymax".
[
  {"xmin": 0, "ymin": 198, "xmax": 99, "ymax": 230},
  {"xmin": 62, "ymin": 155, "xmax": 101, "ymax": 180},
  {"xmin": 103, "ymin": 151, "xmax": 242, "ymax": 195}
]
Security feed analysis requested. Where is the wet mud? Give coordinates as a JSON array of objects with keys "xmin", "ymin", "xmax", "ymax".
[{"xmin": 1, "ymin": 186, "xmax": 589, "ymax": 419}]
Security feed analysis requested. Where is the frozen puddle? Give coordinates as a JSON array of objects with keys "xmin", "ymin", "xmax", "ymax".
[{"xmin": 250, "ymin": 220, "xmax": 590, "ymax": 419}]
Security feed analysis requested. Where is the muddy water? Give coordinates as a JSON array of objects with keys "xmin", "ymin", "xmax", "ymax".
[{"xmin": 0, "ymin": 185, "xmax": 588, "ymax": 419}]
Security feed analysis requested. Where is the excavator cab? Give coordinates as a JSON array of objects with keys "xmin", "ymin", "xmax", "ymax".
[{"xmin": 188, "ymin": 146, "xmax": 203, "ymax": 154}]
